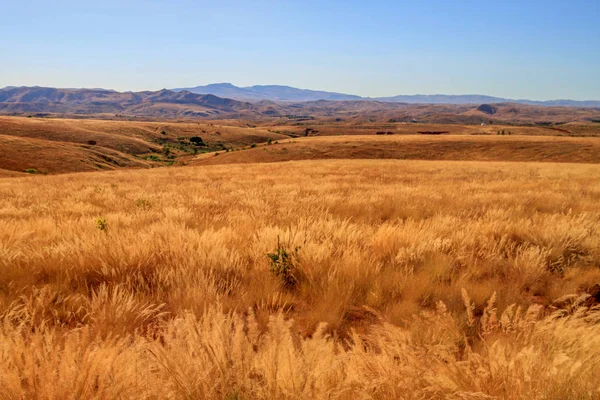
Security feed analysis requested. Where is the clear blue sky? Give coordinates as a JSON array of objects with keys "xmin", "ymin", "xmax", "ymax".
[{"xmin": 2, "ymin": 0, "xmax": 599, "ymax": 100}]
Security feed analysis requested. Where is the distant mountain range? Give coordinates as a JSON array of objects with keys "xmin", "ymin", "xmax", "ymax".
[
  {"xmin": 173, "ymin": 83, "xmax": 600, "ymax": 107},
  {"xmin": 0, "ymin": 86, "xmax": 257, "ymax": 118},
  {"xmin": 2, "ymin": 86, "xmax": 600, "ymax": 124},
  {"xmin": 172, "ymin": 83, "xmax": 363, "ymax": 102}
]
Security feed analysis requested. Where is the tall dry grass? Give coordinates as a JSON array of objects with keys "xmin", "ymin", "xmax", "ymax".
[{"xmin": 0, "ymin": 159, "xmax": 599, "ymax": 398}]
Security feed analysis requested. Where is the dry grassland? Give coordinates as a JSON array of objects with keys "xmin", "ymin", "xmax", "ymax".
[
  {"xmin": 0, "ymin": 117, "xmax": 284, "ymax": 152},
  {"xmin": 1, "ymin": 116, "xmax": 599, "ymax": 174},
  {"xmin": 1, "ymin": 159, "xmax": 599, "ymax": 399},
  {"xmin": 0, "ymin": 116, "xmax": 286, "ymax": 173},
  {"xmin": 267, "ymin": 122, "xmax": 600, "ymax": 137},
  {"xmin": 195, "ymin": 135, "xmax": 600, "ymax": 166}
]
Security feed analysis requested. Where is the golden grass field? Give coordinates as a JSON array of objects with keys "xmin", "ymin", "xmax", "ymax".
[
  {"xmin": 1, "ymin": 158, "xmax": 599, "ymax": 399},
  {"xmin": 266, "ymin": 121, "xmax": 600, "ymax": 137},
  {"xmin": 195, "ymin": 135, "xmax": 600, "ymax": 166}
]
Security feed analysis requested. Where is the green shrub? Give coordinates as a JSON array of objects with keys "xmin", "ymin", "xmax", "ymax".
[
  {"xmin": 95, "ymin": 217, "xmax": 108, "ymax": 232},
  {"xmin": 267, "ymin": 238, "xmax": 300, "ymax": 289},
  {"xmin": 24, "ymin": 168, "xmax": 38, "ymax": 174}
]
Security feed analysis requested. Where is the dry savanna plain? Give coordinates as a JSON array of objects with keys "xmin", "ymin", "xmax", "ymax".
[{"xmin": 0, "ymin": 115, "xmax": 600, "ymax": 399}]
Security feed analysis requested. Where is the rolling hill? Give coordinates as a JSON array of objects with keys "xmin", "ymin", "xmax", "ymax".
[
  {"xmin": 193, "ymin": 135, "xmax": 600, "ymax": 166},
  {"xmin": 0, "ymin": 116, "xmax": 287, "ymax": 173},
  {"xmin": 3, "ymin": 113, "xmax": 598, "ymax": 175}
]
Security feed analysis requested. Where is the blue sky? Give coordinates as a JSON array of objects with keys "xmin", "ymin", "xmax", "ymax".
[{"xmin": 1, "ymin": 0, "xmax": 599, "ymax": 100}]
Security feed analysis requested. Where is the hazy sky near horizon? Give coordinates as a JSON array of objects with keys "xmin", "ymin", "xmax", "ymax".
[{"xmin": 2, "ymin": 0, "xmax": 599, "ymax": 100}]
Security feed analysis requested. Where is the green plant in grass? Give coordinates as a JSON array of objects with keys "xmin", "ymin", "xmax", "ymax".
[
  {"xmin": 95, "ymin": 217, "xmax": 108, "ymax": 232},
  {"xmin": 267, "ymin": 237, "xmax": 300, "ymax": 289}
]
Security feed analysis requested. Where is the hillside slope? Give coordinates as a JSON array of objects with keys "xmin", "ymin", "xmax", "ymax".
[
  {"xmin": 193, "ymin": 135, "xmax": 600, "ymax": 166},
  {"xmin": 0, "ymin": 116, "xmax": 288, "ymax": 173},
  {"xmin": 0, "ymin": 134, "xmax": 149, "ymax": 173}
]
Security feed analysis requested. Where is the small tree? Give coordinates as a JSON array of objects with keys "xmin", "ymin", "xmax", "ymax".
[{"xmin": 190, "ymin": 136, "xmax": 204, "ymax": 145}]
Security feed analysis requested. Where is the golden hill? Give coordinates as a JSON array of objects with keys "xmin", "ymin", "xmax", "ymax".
[
  {"xmin": 0, "ymin": 116, "xmax": 287, "ymax": 173},
  {"xmin": 2, "ymin": 115, "xmax": 599, "ymax": 174},
  {"xmin": 194, "ymin": 135, "xmax": 600, "ymax": 166},
  {"xmin": 265, "ymin": 121, "xmax": 600, "ymax": 137}
]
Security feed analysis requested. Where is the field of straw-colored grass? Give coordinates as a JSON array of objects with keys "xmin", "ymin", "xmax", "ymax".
[
  {"xmin": 1, "ymin": 159, "xmax": 599, "ymax": 399},
  {"xmin": 195, "ymin": 135, "xmax": 600, "ymax": 166}
]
